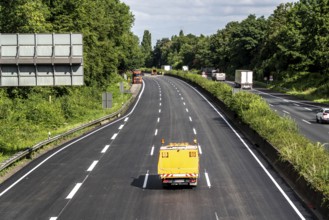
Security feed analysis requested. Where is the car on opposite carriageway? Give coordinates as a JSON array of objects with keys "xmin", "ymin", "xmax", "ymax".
[{"xmin": 316, "ymin": 108, "xmax": 329, "ymax": 124}]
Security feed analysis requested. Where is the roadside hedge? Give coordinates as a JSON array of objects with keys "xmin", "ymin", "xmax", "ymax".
[
  {"xmin": 168, "ymin": 70, "xmax": 329, "ymax": 200},
  {"xmin": 0, "ymin": 74, "xmax": 131, "ymax": 159}
]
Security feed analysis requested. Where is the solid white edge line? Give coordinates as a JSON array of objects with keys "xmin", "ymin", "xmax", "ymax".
[
  {"xmin": 204, "ymin": 171, "xmax": 211, "ymax": 188},
  {"xmin": 193, "ymin": 128, "xmax": 197, "ymax": 135},
  {"xmin": 302, "ymin": 119, "xmax": 311, "ymax": 125},
  {"xmin": 101, "ymin": 145, "xmax": 110, "ymax": 153},
  {"xmin": 0, "ymin": 81, "xmax": 146, "ymax": 198},
  {"xmin": 155, "ymin": 129, "xmax": 158, "ymax": 136},
  {"xmin": 198, "ymin": 144, "xmax": 202, "ymax": 155},
  {"xmin": 111, "ymin": 133, "xmax": 118, "ymax": 140},
  {"xmin": 118, "ymin": 124, "xmax": 124, "ymax": 130},
  {"xmin": 66, "ymin": 183, "xmax": 83, "ymax": 199},
  {"xmin": 179, "ymin": 79, "xmax": 306, "ymax": 220},
  {"xmin": 87, "ymin": 161, "xmax": 99, "ymax": 172},
  {"xmin": 143, "ymin": 170, "xmax": 149, "ymax": 189},
  {"xmin": 150, "ymin": 146, "xmax": 155, "ymax": 156},
  {"xmin": 255, "ymin": 89, "xmax": 319, "ymax": 109}
]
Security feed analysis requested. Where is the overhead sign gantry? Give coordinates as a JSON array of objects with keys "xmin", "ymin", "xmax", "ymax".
[{"xmin": 0, "ymin": 33, "xmax": 83, "ymax": 86}]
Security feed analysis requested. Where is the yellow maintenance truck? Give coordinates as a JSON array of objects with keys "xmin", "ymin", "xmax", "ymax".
[{"xmin": 158, "ymin": 141, "xmax": 199, "ymax": 187}]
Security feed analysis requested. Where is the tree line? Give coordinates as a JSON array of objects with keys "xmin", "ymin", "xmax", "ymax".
[
  {"xmin": 0, "ymin": 0, "xmax": 144, "ymax": 88},
  {"xmin": 142, "ymin": 0, "xmax": 329, "ymax": 83}
]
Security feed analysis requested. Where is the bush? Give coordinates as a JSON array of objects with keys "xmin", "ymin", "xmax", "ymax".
[
  {"xmin": 167, "ymin": 70, "xmax": 329, "ymax": 200},
  {"xmin": 0, "ymin": 74, "xmax": 131, "ymax": 155}
]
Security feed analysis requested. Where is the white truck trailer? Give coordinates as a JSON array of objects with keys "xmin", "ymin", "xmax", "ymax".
[{"xmin": 235, "ymin": 70, "xmax": 253, "ymax": 89}]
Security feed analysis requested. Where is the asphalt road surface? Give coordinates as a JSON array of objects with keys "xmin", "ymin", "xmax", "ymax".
[
  {"xmin": 0, "ymin": 75, "xmax": 315, "ymax": 219},
  {"xmin": 226, "ymin": 80, "xmax": 328, "ymax": 146}
]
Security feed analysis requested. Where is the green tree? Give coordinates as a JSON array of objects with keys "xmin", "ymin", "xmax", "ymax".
[
  {"xmin": 0, "ymin": 0, "xmax": 52, "ymax": 32},
  {"xmin": 141, "ymin": 30, "xmax": 153, "ymax": 67}
]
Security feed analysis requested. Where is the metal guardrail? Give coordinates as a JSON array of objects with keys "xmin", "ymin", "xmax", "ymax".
[{"xmin": 0, "ymin": 95, "xmax": 134, "ymax": 172}]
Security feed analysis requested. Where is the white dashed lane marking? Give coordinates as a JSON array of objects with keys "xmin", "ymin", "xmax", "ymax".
[
  {"xmin": 198, "ymin": 144, "xmax": 203, "ymax": 155},
  {"xmin": 118, "ymin": 124, "xmax": 124, "ymax": 130},
  {"xmin": 87, "ymin": 161, "xmax": 98, "ymax": 172},
  {"xmin": 204, "ymin": 171, "xmax": 211, "ymax": 188},
  {"xmin": 66, "ymin": 183, "xmax": 83, "ymax": 199},
  {"xmin": 186, "ymin": 108, "xmax": 189, "ymax": 113},
  {"xmin": 101, "ymin": 145, "xmax": 110, "ymax": 153},
  {"xmin": 302, "ymin": 119, "xmax": 311, "ymax": 125},
  {"xmin": 150, "ymin": 146, "xmax": 155, "ymax": 156},
  {"xmin": 143, "ymin": 170, "xmax": 149, "ymax": 189},
  {"xmin": 189, "ymin": 116, "xmax": 192, "ymax": 122},
  {"xmin": 111, "ymin": 133, "xmax": 118, "ymax": 140}
]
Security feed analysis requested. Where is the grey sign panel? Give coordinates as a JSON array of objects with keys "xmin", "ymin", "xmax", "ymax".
[
  {"xmin": 0, "ymin": 33, "xmax": 83, "ymax": 87},
  {"xmin": 102, "ymin": 92, "xmax": 112, "ymax": 109}
]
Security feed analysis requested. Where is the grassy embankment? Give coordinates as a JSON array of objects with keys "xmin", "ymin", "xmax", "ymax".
[
  {"xmin": 0, "ymin": 74, "xmax": 131, "ymax": 164},
  {"xmin": 167, "ymin": 70, "xmax": 329, "ymax": 201},
  {"xmin": 262, "ymin": 72, "xmax": 329, "ymax": 104}
]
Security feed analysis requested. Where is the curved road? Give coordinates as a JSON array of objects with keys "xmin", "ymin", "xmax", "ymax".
[
  {"xmin": 0, "ymin": 75, "xmax": 314, "ymax": 219},
  {"xmin": 226, "ymin": 80, "xmax": 329, "ymax": 146}
]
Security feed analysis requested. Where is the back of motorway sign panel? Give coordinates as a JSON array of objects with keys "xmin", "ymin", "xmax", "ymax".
[{"xmin": 0, "ymin": 33, "xmax": 84, "ymax": 87}]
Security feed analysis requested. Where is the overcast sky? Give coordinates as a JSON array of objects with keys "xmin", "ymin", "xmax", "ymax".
[{"xmin": 120, "ymin": 0, "xmax": 297, "ymax": 46}]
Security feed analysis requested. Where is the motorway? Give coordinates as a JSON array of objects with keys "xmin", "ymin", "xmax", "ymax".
[
  {"xmin": 227, "ymin": 80, "xmax": 329, "ymax": 146},
  {"xmin": 0, "ymin": 75, "xmax": 315, "ymax": 219}
]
